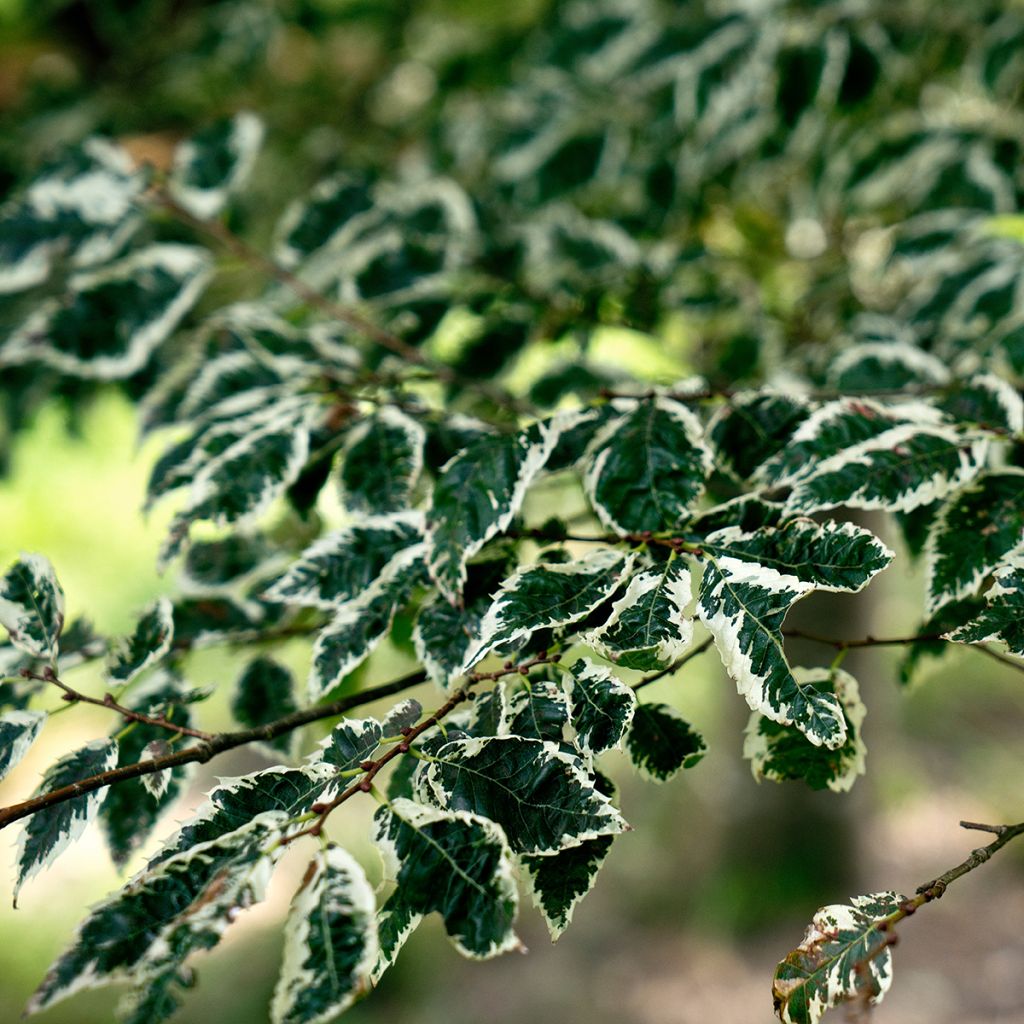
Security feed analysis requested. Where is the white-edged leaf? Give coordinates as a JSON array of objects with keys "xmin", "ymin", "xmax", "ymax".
[
  {"xmin": 926, "ymin": 470, "xmax": 1024, "ymax": 613},
  {"xmin": 15, "ymin": 738, "xmax": 118, "ymax": 902},
  {"xmin": 946, "ymin": 560, "xmax": 1024, "ymax": 655},
  {"xmin": 106, "ymin": 598, "xmax": 174, "ymax": 684},
  {"xmin": 562, "ymin": 658, "xmax": 636, "ymax": 757},
  {"xmin": 0, "ymin": 554, "xmax": 65, "ymax": 660},
  {"xmin": 744, "ymin": 668, "xmax": 866, "ymax": 793},
  {"xmin": 308, "ymin": 545, "xmax": 426, "ymax": 701},
  {"xmin": 464, "ymin": 550, "xmax": 632, "ymax": 671},
  {"xmin": 757, "ymin": 398, "xmax": 941, "ymax": 487},
  {"xmin": 697, "ymin": 556, "xmax": 846, "ymax": 748},
  {"xmin": 272, "ymin": 846, "xmax": 378, "ymax": 1024},
  {"xmin": 426, "ymin": 422, "xmax": 559, "ymax": 601},
  {"xmin": 827, "ymin": 342, "xmax": 950, "ymax": 391},
  {"xmin": 1, "ymin": 244, "xmax": 213, "ymax": 379},
  {"xmin": 773, "ymin": 892, "xmax": 903, "ymax": 1024},
  {"xmin": 168, "ymin": 112, "xmax": 264, "ymax": 219},
  {"xmin": 785, "ymin": 425, "xmax": 989, "ymax": 516},
  {"xmin": 703, "ymin": 520, "xmax": 894, "ymax": 594},
  {"xmin": 264, "ymin": 512, "xmax": 423, "ymax": 611},
  {"xmin": 626, "ymin": 702, "xmax": 706, "ymax": 781},
  {"xmin": 587, "ymin": 558, "xmax": 693, "ymax": 670},
  {"xmin": 340, "ymin": 408, "xmax": 425, "ymax": 515},
  {"xmin": 417, "ymin": 736, "xmax": 628, "ymax": 855},
  {"xmin": 28, "ymin": 812, "xmax": 286, "ymax": 1016},
  {"xmin": 139, "ymin": 742, "xmax": 173, "ymax": 800},
  {"xmin": 583, "ymin": 396, "xmax": 712, "ymax": 534},
  {"xmin": 310, "ymin": 717, "xmax": 383, "ymax": 772},
  {"xmin": 0, "ymin": 709, "xmax": 46, "ymax": 782},
  {"xmin": 521, "ymin": 836, "xmax": 613, "ymax": 940},
  {"xmin": 373, "ymin": 798, "xmax": 520, "ymax": 971},
  {"xmin": 707, "ymin": 391, "xmax": 810, "ymax": 482}
]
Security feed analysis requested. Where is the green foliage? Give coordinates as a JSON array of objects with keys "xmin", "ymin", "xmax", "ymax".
[{"xmin": 2, "ymin": 1, "xmax": 1024, "ymax": 1021}]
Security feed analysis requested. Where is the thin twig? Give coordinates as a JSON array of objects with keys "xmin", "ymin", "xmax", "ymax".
[
  {"xmin": 633, "ymin": 636, "xmax": 715, "ymax": 692},
  {"xmin": 21, "ymin": 668, "xmax": 213, "ymax": 741},
  {"xmin": 279, "ymin": 651, "xmax": 561, "ymax": 844},
  {"xmin": 0, "ymin": 668, "xmax": 430, "ymax": 831}
]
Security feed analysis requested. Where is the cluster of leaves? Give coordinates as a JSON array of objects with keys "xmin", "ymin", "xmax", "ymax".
[{"xmin": 2, "ymin": 1, "xmax": 1024, "ymax": 1022}]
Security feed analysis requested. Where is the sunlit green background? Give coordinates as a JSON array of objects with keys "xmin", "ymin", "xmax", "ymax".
[{"xmin": 3, "ymin": 2, "xmax": 1024, "ymax": 1022}]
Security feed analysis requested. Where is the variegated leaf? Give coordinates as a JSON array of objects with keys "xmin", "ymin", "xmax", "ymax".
[
  {"xmin": 308, "ymin": 546, "xmax": 426, "ymax": 701},
  {"xmin": 773, "ymin": 892, "xmax": 903, "ymax": 1024},
  {"xmin": 707, "ymin": 392, "xmax": 809, "ymax": 482},
  {"xmin": 757, "ymin": 399, "xmax": 940, "ymax": 487},
  {"xmin": 697, "ymin": 557, "xmax": 846, "ymax": 748},
  {"xmin": 373, "ymin": 799, "xmax": 519, "ymax": 972},
  {"xmin": 0, "ymin": 709, "xmax": 46, "ymax": 782},
  {"xmin": 106, "ymin": 598, "xmax": 174, "ymax": 685},
  {"xmin": 417, "ymin": 736, "xmax": 628, "ymax": 855},
  {"xmin": 28, "ymin": 813, "xmax": 286, "ymax": 1016},
  {"xmin": 0, "ymin": 554, "xmax": 65, "ymax": 660},
  {"xmin": 272, "ymin": 846, "xmax": 378, "ymax": 1024},
  {"xmin": 263, "ymin": 512, "xmax": 422, "ymax": 610},
  {"xmin": 583, "ymin": 396, "xmax": 712, "ymax": 535},
  {"xmin": 562, "ymin": 658, "xmax": 636, "ymax": 757},
  {"xmin": 626, "ymin": 702, "xmax": 705, "ymax": 781},
  {"xmin": 168, "ymin": 112, "xmax": 264, "ymax": 219},
  {"xmin": 587, "ymin": 558, "xmax": 693, "ymax": 670},
  {"xmin": 785, "ymin": 425, "xmax": 989, "ymax": 516},
  {"xmin": 946, "ymin": 561, "xmax": 1024, "ymax": 655},
  {"xmin": 340, "ymin": 408, "xmax": 425, "ymax": 515},
  {"xmin": 744, "ymin": 668, "xmax": 866, "ymax": 793},
  {"xmin": 464, "ymin": 550, "xmax": 631, "ymax": 671},
  {"xmin": 426, "ymin": 422, "xmax": 559, "ymax": 601},
  {"xmin": 703, "ymin": 520, "xmax": 894, "ymax": 594},
  {"xmin": 521, "ymin": 836, "xmax": 613, "ymax": 940},
  {"xmin": 311, "ymin": 717, "xmax": 383, "ymax": 772},
  {"xmin": 926, "ymin": 470, "xmax": 1024, "ymax": 613},
  {"xmin": 1, "ymin": 244, "xmax": 212, "ymax": 380},
  {"xmin": 16, "ymin": 739, "xmax": 118, "ymax": 902}
]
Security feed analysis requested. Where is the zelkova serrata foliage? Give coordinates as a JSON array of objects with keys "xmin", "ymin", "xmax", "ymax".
[{"xmin": 3, "ymin": 2, "xmax": 1024, "ymax": 1021}]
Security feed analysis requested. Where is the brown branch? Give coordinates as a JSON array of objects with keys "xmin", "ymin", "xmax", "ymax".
[
  {"xmin": 23, "ymin": 668, "xmax": 213, "ymax": 741},
  {"xmin": 281, "ymin": 652, "xmax": 561, "ymax": 844},
  {"xmin": 151, "ymin": 190, "xmax": 531, "ymax": 418},
  {"xmin": 0, "ymin": 668, "xmax": 430, "ymax": 831},
  {"xmin": 781, "ymin": 629, "xmax": 948, "ymax": 649},
  {"xmin": 633, "ymin": 636, "xmax": 715, "ymax": 692}
]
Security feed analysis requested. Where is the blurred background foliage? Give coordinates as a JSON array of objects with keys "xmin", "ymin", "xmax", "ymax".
[{"xmin": 3, "ymin": 1, "xmax": 1024, "ymax": 1021}]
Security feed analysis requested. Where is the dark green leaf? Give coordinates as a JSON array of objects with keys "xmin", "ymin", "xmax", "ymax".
[{"xmin": 626, "ymin": 702, "xmax": 705, "ymax": 781}]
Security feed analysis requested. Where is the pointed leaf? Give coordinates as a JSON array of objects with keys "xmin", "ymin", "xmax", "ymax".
[
  {"xmin": 427, "ymin": 423, "xmax": 559, "ymax": 601},
  {"xmin": 773, "ymin": 892, "xmax": 903, "ymax": 1024},
  {"xmin": 340, "ymin": 408, "xmax": 425, "ymax": 515},
  {"xmin": 707, "ymin": 392, "xmax": 810, "ymax": 482},
  {"xmin": 500, "ymin": 677, "xmax": 571, "ymax": 744},
  {"xmin": 28, "ymin": 813, "xmax": 285, "ymax": 1015},
  {"xmin": 312, "ymin": 718, "xmax": 383, "ymax": 772},
  {"xmin": 785, "ymin": 425, "xmax": 989, "ymax": 516},
  {"xmin": 744, "ymin": 668, "xmax": 866, "ymax": 793},
  {"xmin": 0, "ymin": 554, "xmax": 65, "ymax": 660},
  {"xmin": 418, "ymin": 736, "xmax": 628, "ymax": 855},
  {"xmin": 16, "ymin": 739, "xmax": 118, "ymax": 901},
  {"xmin": 703, "ymin": 520, "xmax": 894, "ymax": 594},
  {"xmin": 273, "ymin": 847, "xmax": 378, "ymax": 1024},
  {"xmin": 106, "ymin": 598, "xmax": 174, "ymax": 685},
  {"xmin": 264, "ymin": 513, "xmax": 422, "ymax": 610},
  {"xmin": 521, "ymin": 836, "xmax": 613, "ymax": 940},
  {"xmin": 697, "ymin": 557, "xmax": 846, "ymax": 748},
  {"xmin": 926, "ymin": 470, "xmax": 1024, "ymax": 613},
  {"xmin": 373, "ymin": 799, "xmax": 519, "ymax": 965},
  {"xmin": 946, "ymin": 561, "xmax": 1024, "ymax": 655},
  {"xmin": 168, "ymin": 112, "xmax": 264, "ymax": 219},
  {"xmin": 583, "ymin": 396, "xmax": 712, "ymax": 534},
  {"xmin": 587, "ymin": 558, "xmax": 693, "ymax": 670},
  {"xmin": 1, "ymin": 244, "xmax": 212, "ymax": 379},
  {"xmin": 562, "ymin": 658, "xmax": 636, "ymax": 757},
  {"xmin": 0, "ymin": 709, "xmax": 46, "ymax": 782},
  {"xmin": 308, "ymin": 546, "xmax": 425, "ymax": 701},
  {"xmin": 465, "ymin": 550, "xmax": 631, "ymax": 670},
  {"xmin": 626, "ymin": 702, "xmax": 705, "ymax": 781}
]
